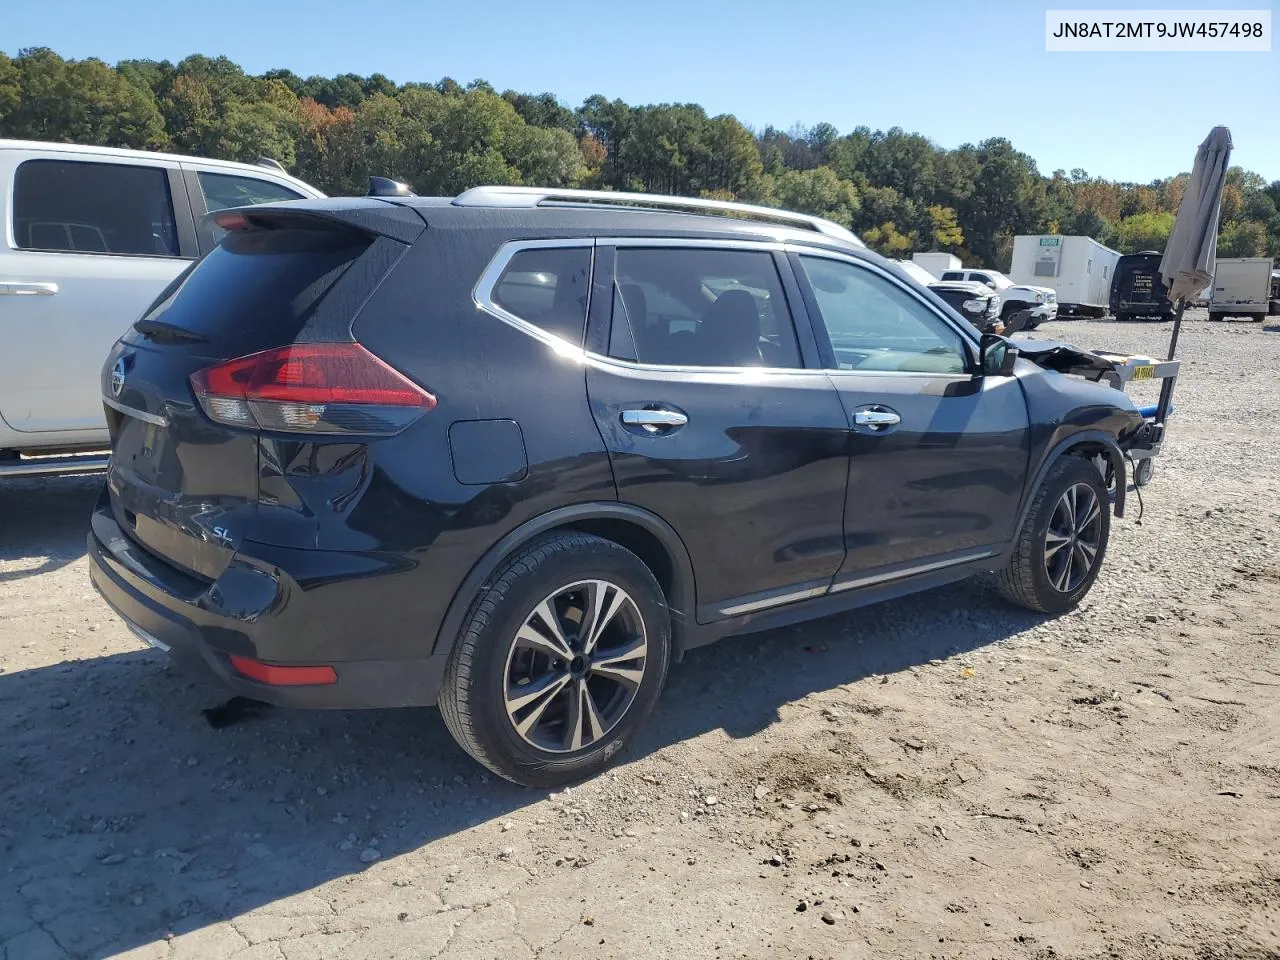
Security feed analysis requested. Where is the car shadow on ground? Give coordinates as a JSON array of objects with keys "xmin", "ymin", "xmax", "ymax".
[
  {"xmin": 1, "ymin": 585, "xmax": 1041, "ymax": 958},
  {"xmin": 0, "ymin": 474, "xmax": 101, "ymax": 583},
  {"xmin": 0, "ymin": 477, "xmax": 1045, "ymax": 957}
]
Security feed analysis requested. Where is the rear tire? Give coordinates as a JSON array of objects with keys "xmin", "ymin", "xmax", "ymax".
[
  {"xmin": 997, "ymin": 457, "xmax": 1111, "ymax": 614},
  {"xmin": 1114, "ymin": 311, "xmax": 1129, "ymax": 323},
  {"xmin": 439, "ymin": 533, "xmax": 672, "ymax": 788},
  {"xmin": 1208, "ymin": 311, "xmax": 1224, "ymax": 322}
]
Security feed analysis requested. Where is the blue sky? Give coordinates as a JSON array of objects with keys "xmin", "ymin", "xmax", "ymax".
[{"xmin": 6, "ymin": 0, "xmax": 1278, "ymax": 182}]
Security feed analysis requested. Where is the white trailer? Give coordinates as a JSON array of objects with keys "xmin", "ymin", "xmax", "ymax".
[
  {"xmin": 1209, "ymin": 257, "xmax": 1273, "ymax": 321},
  {"xmin": 911, "ymin": 252, "xmax": 961, "ymax": 279},
  {"xmin": 1009, "ymin": 235, "xmax": 1121, "ymax": 317}
]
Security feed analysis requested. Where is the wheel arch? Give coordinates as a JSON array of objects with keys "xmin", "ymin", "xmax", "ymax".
[
  {"xmin": 1017, "ymin": 430, "xmax": 1127, "ymax": 535},
  {"xmin": 430, "ymin": 502, "xmax": 698, "ymax": 661}
]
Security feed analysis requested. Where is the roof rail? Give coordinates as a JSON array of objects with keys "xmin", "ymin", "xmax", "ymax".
[
  {"xmin": 452, "ymin": 186, "xmax": 863, "ymax": 247},
  {"xmin": 255, "ymin": 156, "xmax": 286, "ymax": 172}
]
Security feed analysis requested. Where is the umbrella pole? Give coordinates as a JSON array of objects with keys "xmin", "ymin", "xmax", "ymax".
[
  {"xmin": 1155, "ymin": 298, "xmax": 1186, "ymax": 423},
  {"xmin": 1166, "ymin": 297, "xmax": 1187, "ymax": 361}
]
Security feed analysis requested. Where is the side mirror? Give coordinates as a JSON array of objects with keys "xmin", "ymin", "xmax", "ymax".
[{"xmin": 980, "ymin": 333, "xmax": 1019, "ymax": 376}]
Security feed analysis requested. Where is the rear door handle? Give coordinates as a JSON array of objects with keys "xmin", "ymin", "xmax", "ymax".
[
  {"xmin": 0, "ymin": 281, "xmax": 58, "ymax": 296},
  {"xmin": 621, "ymin": 408, "xmax": 688, "ymax": 433},
  {"xmin": 852, "ymin": 406, "xmax": 901, "ymax": 431}
]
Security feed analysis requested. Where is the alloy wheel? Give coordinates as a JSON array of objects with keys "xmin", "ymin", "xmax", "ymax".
[
  {"xmin": 1043, "ymin": 482, "xmax": 1103, "ymax": 593},
  {"xmin": 503, "ymin": 579, "xmax": 647, "ymax": 754}
]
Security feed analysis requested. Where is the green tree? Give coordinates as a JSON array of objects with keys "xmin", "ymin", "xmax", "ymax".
[
  {"xmin": 926, "ymin": 204, "xmax": 964, "ymax": 250},
  {"xmin": 3, "ymin": 48, "xmax": 166, "ymax": 148},
  {"xmin": 1242, "ymin": 190, "xmax": 1277, "ymax": 223},
  {"xmin": 957, "ymin": 138, "xmax": 1039, "ymax": 266},
  {"xmin": 1218, "ymin": 220, "xmax": 1267, "ymax": 258},
  {"xmin": 1114, "ymin": 211, "xmax": 1175, "ymax": 253},
  {"xmin": 861, "ymin": 221, "xmax": 914, "ymax": 256},
  {"xmin": 0, "ymin": 52, "xmax": 22, "ymax": 125},
  {"xmin": 769, "ymin": 166, "xmax": 860, "ymax": 227}
]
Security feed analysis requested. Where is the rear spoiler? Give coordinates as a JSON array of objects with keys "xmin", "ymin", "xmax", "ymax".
[{"xmin": 206, "ymin": 198, "xmax": 425, "ymax": 245}]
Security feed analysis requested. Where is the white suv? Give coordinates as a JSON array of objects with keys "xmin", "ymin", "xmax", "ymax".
[
  {"xmin": 0, "ymin": 139, "xmax": 324, "ymax": 477},
  {"xmin": 938, "ymin": 268, "xmax": 1058, "ymax": 329}
]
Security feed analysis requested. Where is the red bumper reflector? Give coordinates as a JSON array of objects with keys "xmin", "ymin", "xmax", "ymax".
[{"xmin": 229, "ymin": 655, "xmax": 337, "ymax": 686}]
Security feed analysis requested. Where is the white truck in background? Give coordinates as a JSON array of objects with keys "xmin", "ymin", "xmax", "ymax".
[
  {"xmin": 894, "ymin": 259, "xmax": 940, "ymax": 287},
  {"xmin": 1009, "ymin": 235, "xmax": 1121, "ymax": 318},
  {"xmin": 911, "ymin": 251, "xmax": 962, "ymax": 279},
  {"xmin": 1208, "ymin": 257, "xmax": 1274, "ymax": 322},
  {"xmin": 0, "ymin": 139, "xmax": 324, "ymax": 478}
]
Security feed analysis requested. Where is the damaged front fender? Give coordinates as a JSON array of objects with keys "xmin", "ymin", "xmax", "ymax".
[{"xmin": 1010, "ymin": 339, "xmax": 1147, "ymax": 522}]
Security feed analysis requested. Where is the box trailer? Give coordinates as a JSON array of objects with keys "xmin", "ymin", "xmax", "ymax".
[
  {"xmin": 1009, "ymin": 235, "xmax": 1121, "ymax": 317},
  {"xmin": 911, "ymin": 252, "xmax": 962, "ymax": 279},
  {"xmin": 1209, "ymin": 257, "xmax": 1273, "ymax": 321}
]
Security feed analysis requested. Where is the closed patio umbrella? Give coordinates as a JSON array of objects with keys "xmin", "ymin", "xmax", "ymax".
[
  {"xmin": 1155, "ymin": 126, "xmax": 1232, "ymax": 422},
  {"xmin": 1159, "ymin": 125, "xmax": 1232, "ymax": 359}
]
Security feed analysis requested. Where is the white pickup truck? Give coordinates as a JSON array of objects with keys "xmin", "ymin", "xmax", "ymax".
[
  {"xmin": 939, "ymin": 268, "xmax": 1058, "ymax": 329},
  {"xmin": 0, "ymin": 139, "xmax": 324, "ymax": 477}
]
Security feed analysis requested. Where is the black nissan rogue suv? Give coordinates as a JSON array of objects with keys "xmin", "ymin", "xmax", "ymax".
[{"xmin": 89, "ymin": 187, "xmax": 1145, "ymax": 787}]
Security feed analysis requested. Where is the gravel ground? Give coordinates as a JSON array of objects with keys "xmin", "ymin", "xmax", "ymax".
[{"xmin": 2, "ymin": 309, "xmax": 1279, "ymax": 960}]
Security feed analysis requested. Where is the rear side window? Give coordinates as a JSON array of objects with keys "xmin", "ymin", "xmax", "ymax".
[
  {"xmin": 198, "ymin": 172, "xmax": 305, "ymax": 213},
  {"xmin": 134, "ymin": 225, "xmax": 371, "ymax": 356},
  {"xmin": 607, "ymin": 247, "xmax": 802, "ymax": 368},
  {"xmin": 940, "ymin": 271, "xmax": 965, "ymax": 281},
  {"xmin": 491, "ymin": 247, "xmax": 591, "ymax": 346},
  {"xmin": 13, "ymin": 160, "xmax": 178, "ymax": 257}
]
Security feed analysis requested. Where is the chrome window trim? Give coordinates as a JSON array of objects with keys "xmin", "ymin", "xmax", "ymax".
[
  {"xmin": 790, "ymin": 247, "xmax": 982, "ymax": 353},
  {"xmin": 473, "ymin": 236, "xmax": 982, "ymax": 379},
  {"xmin": 102, "ymin": 395, "xmax": 168, "ymax": 426},
  {"xmin": 471, "ymin": 237, "xmax": 596, "ymax": 360},
  {"xmin": 607, "ymin": 236, "xmax": 787, "ymax": 251}
]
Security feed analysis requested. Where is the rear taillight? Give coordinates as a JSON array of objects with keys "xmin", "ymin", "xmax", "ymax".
[{"xmin": 190, "ymin": 342, "xmax": 435, "ymax": 435}]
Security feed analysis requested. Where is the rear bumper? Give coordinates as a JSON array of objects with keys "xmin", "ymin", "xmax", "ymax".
[
  {"xmin": 88, "ymin": 502, "xmax": 447, "ymax": 708},
  {"xmin": 1114, "ymin": 301, "xmax": 1173, "ymax": 315}
]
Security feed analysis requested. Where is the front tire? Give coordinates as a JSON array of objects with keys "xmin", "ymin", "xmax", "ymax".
[
  {"xmin": 1133, "ymin": 458, "xmax": 1155, "ymax": 486},
  {"xmin": 439, "ymin": 533, "xmax": 671, "ymax": 788},
  {"xmin": 997, "ymin": 457, "xmax": 1111, "ymax": 614}
]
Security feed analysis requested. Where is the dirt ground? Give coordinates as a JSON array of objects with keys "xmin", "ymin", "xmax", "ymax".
[{"xmin": 3, "ymin": 310, "xmax": 1279, "ymax": 960}]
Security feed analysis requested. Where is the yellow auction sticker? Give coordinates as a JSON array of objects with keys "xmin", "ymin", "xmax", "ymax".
[{"xmin": 1132, "ymin": 365, "xmax": 1156, "ymax": 380}]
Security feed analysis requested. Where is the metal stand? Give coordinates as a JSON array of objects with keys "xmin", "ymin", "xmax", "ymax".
[{"xmin": 1155, "ymin": 298, "xmax": 1186, "ymax": 424}]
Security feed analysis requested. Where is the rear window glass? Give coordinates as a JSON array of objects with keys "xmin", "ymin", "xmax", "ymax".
[
  {"xmin": 13, "ymin": 159, "xmax": 179, "ymax": 257},
  {"xmin": 491, "ymin": 247, "xmax": 591, "ymax": 346},
  {"xmin": 134, "ymin": 226, "xmax": 370, "ymax": 353},
  {"xmin": 199, "ymin": 172, "xmax": 305, "ymax": 212},
  {"xmin": 607, "ymin": 247, "xmax": 802, "ymax": 368},
  {"xmin": 940, "ymin": 271, "xmax": 965, "ymax": 281}
]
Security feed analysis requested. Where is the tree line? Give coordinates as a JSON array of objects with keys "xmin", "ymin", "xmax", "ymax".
[{"xmin": 3, "ymin": 48, "xmax": 1278, "ymax": 269}]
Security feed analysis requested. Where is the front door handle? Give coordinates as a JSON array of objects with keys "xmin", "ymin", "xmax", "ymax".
[
  {"xmin": 852, "ymin": 406, "xmax": 901, "ymax": 430},
  {"xmin": 0, "ymin": 281, "xmax": 58, "ymax": 296},
  {"xmin": 621, "ymin": 408, "xmax": 688, "ymax": 434}
]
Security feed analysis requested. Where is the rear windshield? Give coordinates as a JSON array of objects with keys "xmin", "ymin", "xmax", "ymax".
[{"xmin": 133, "ymin": 225, "xmax": 370, "ymax": 354}]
